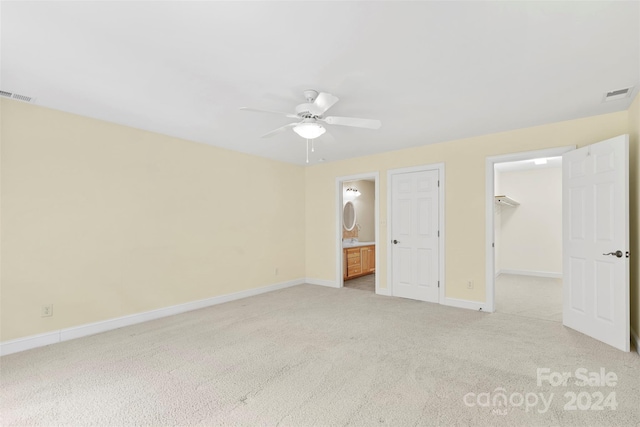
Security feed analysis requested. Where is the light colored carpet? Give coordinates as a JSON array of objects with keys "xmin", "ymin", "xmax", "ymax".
[
  {"xmin": 1, "ymin": 284, "xmax": 639, "ymax": 426},
  {"xmin": 344, "ymin": 273, "xmax": 375, "ymax": 292},
  {"xmin": 495, "ymin": 274, "xmax": 563, "ymax": 322}
]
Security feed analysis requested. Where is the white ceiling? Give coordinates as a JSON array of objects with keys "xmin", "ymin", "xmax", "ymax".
[{"xmin": 2, "ymin": 1, "xmax": 639, "ymax": 166}]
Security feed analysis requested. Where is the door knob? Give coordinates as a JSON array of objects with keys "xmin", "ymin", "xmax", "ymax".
[
  {"xmin": 392, "ymin": 240, "xmax": 399, "ymax": 244},
  {"xmin": 602, "ymin": 250, "xmax": 623, "ymax": 258}
]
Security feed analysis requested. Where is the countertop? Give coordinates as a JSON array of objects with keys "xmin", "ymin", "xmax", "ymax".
[{"xmin": 342, "ymin": 241, "xmax": 376, "ymax": 248}]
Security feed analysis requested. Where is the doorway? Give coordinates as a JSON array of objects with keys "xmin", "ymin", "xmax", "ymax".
[
  {"xmin": 487, "ymin": 137, "xmax": 630, "ymax": 352},
  {"xmin": 335, "ymin": 172, "xmax": 379, "ymax": 293},
  {"xmin": 485, "ymin": 147, "xmax": 574, "ymax": 313},
  {"xmin": 493, "ymin": 156, "xmax": 563, "ymax": 321}
]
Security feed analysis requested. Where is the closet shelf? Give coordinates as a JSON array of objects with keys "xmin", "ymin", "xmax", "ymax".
[{"xmin": 495, "ymin": 195, "xmax": 520, "ymax": 207}]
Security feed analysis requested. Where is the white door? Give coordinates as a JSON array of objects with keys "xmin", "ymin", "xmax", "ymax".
[
  {"xmin": 562, "ymin": 135, "xmax": 630, "ymax": 351},
  {"xmin": 391, "ymin": 169, "xmax": 439, "ymax": 302}
]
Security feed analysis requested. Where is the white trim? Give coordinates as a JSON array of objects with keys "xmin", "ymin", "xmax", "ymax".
[
  {"xmin": 438, "ymin": 165, "xmax": 446, "ymax": 303},
  {"xmin": 335, "ymin": 172, "xmax": 380, "ymax": 294},
  {"xmin": 442, "ymin": 297, "xmax": 487, "ymax": 312},
  {"xmin": 632, "ymin": 329, "xmax": 640, "ymax": 356},
  {"xmin": 305, "ymin": 278, "xmax": 338, "ymax": 288},
  {"xmin": 375, "ymin": 287, "xmax": 391, "ymax": 296},
  {"xmin": 0, "ymin": 332, "xmax": 61, "ymax": 356},
  {"xmin": 387, "ymin": 163, "xmax": 446, "ymax": 303},
  {"xmin": 497, "ymin": 269, "xmax": 562, "ymax": 279},
  {"xmin": 0, "ymin": 278, "xmax": 304, "ymax": 356},
  {"xmin": 485, "ymin": 146, "xmax": 575, "ymax": 313}
]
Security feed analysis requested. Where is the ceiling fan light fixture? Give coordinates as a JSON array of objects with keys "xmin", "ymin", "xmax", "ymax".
[{"xmin": 293, "ymin": 122, "xmax": 326, "ymax": 139}]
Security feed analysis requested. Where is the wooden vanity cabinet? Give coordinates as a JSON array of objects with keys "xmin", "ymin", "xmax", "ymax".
[
  {"xmin": 343, "ymin": 245, "xmax": 375, "ymax": 280},
  {"xmin": 346, "ymin": 248, "xmax": 361, "ymax": 278}
]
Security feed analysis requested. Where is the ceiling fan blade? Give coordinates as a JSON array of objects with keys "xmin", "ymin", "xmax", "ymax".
[
  {"xmin": 261, "ymin": 123, "xmax": 297, "ymax": 138},
  {"xmin": 323, "ymin": 116, "xmax": 382, "ymax": 130},
  {"xmin": 310, "ymin": 92, "xmax": 339, "ymax": 115},
  {"xmin": 240, "ymin": 107, "xmax": 299, "ymax": 119}
]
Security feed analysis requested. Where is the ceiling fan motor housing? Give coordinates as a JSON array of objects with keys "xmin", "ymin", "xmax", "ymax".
[{"xmin": 295, "ymin": 103, "xmax": 321, "ymax": 118}]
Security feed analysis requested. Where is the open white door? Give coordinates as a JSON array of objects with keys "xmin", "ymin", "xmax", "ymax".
[{"xmin": 562, "ymin": 135, "xmax": 630, "ymax": 351}]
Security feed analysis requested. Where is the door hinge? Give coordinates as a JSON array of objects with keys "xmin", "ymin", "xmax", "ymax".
[
  {"xmin": 438, "ymin": 281, "xmax": 440, "ymax": 288},
  {"xmin": 438, "ymin": 180, "xmax": 440, "ymax": 187},
  {"xmin": 438, "ymin": 230, "xmax": 440, "ymax": 237},
  {"xmin": 492, "ymin": 243, "xmax": 495, "ymax": 248}
]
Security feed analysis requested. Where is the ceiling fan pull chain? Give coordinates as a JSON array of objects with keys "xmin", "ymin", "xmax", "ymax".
[
  {"xmin": 311, "ymin": 139, "xmax": 315, "ymax": 152},
  {"xmin": 306, "ymin": 139, "xmax": 309, "ymax": 164}
]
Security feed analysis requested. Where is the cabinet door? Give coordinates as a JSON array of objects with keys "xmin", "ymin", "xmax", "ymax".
[
  {"xmin": 362, "ymin": 247, "xmax": 370, "ymax": 272},
  {"xmin": 368, "ymin": 246, "xmax": 376, "ymax": 272},
  {"xmin": 343, "ymin": 250, "xmax": 347, "ymax": 279}
]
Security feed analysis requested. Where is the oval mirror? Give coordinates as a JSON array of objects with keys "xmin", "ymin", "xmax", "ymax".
[{"xmin": 343, "ymin": 201, "xmax": 356, "ymax": 231}]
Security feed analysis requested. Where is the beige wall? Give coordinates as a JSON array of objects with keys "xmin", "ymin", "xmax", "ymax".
[
  {"xmin": 0, "ymin": 99, "xmax": 306, "ymax": 341},
  {"xmin": 306, "ymin": 112, "xmax": 629, "ymax": 305},
  {"xmin": 2, "ymin": 96, "xmax": 638, "ymax": 343},
  {"xmin": 629, "ymin": 93, "xmax": 640, "ymax": 338},
  {"xmin": 496, "ymin": 167, "xmax": 562, "ymax": 275}
]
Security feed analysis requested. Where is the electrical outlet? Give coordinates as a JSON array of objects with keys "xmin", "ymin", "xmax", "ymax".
[
  {"xmin": 41, "ymin": 304, "xmax": 53, "ymax": 317},
  {"xmin": 275, "ymin": 267, "xmax": 279, "ymax": 276},
  {"xmin": 467, "ymin": 280, "xmax": 474, "ymax": 289}
]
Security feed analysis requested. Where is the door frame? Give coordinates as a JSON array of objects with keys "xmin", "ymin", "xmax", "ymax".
[
  {"xmin": 485, "ymin": 146, "xmax": 575, "ymax": 312},
  {"xmin": 335, "ymin": 172, "xmax": 380, "ymax": 292},
  {"xmin": 387, "ymin": 163, "xmax": 446, "ymax": 303}
]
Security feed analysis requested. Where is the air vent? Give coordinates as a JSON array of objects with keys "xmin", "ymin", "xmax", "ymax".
[
  {"xmin": 12, "ymin": 93, "xmax": 32, "ymax": 102},
  {"xmin": 607, "ymin": 88, "xmax": 629, "ymax": 97},
  {"xmin": 603, "ymin": 87, "xmax": 634, "ymax": 102},
  {"xmin": 0, "ymin": 90, "xmax": 36, "ymax": 103}
]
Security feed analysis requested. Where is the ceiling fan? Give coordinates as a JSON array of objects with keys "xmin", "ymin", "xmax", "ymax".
[{"xmin": 240, "ymin": 90, "xmax": 382, "ymax": 140}]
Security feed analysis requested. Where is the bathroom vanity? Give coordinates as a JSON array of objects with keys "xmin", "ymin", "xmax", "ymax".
[
  {"xmin": 341, "ymin": 198, "xmax": 375, "ymax": 280},
  {"xmin": 343, "ymin": 243, "xmax": 375, "ymax": 280}
]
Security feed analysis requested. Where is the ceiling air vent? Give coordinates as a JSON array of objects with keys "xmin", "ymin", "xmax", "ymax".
[
  {"xmin": 0, "ymin": 90, "xmax": 36, "ymax": 103},
  {"xmin": 603, "ymin": 87, "xmax": 634, "ymax": 102}
]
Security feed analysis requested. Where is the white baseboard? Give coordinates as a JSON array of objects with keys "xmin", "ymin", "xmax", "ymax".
[
  {"xmin": 1, "ymin": 332, "xmax": 61, "ymax": 356},
  {"xmin": 632, "ymin": 329, "xmax": 640, "ymax": 356},
  {"xmin": 0, "ymin": 278, "xmax": 304, "ymax": 357},
  {"xmin": 305, "ymin": 278, "xmax": 339, "ymax": 288},
  {"xmin": 497, "ymin": 269, "xmax": 562, "ymax": 279},
  {"xmin": 442, "ymin": 297, "xmax": 487, "ymax": 312},
  {"xmin": 375, "ymin": 287, "xmax": 391, "ymax": 296}
]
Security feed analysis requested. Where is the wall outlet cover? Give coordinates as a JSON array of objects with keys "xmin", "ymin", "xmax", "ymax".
[{"xmin": 41, "ymin": 304, "xmax": 53, "ymax": 317}]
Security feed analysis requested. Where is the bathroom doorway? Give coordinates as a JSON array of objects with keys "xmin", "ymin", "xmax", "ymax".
[{"xmin": 335, "ymin": 173, "xmax": 379, "ymax": 293}]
